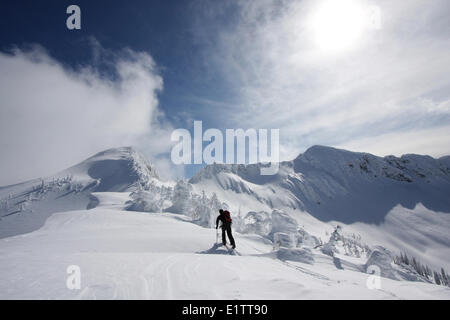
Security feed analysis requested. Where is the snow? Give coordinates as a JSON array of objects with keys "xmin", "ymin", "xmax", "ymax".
[
  {"xmin": 190, "ymin": 145, "xmax": 450, "ymax": 271},
  {"xmin": 1, "ymin": 145, "xmax": 450, "ymax": 299},
  {"xmin": 89, "ymin": 192, "xmax": 132, "ymax": 210},
  {"xmin": 0, "ymin": 147, "xmax": 158, "ymax": 238},
  {"xmin": 0, "ymin": 205, "xmax": 448, "ymax": 299}
]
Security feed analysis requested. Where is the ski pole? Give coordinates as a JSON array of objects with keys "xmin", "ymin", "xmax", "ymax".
[{"xmin": 215, "ymin": 227, "xmax": 219, "ymax": 244}]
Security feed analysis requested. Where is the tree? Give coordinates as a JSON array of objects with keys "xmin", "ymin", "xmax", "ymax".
[
  {"xmin": 441, "ymin": 268, "xmax": 449, "ymax": 286},
  {"xmin": 434, "ymin": 271, "xmax": 441, "ymax": 285},
  {"xmin": 171, "ymin": 179, "xmax": 193, "ymax": 214}
]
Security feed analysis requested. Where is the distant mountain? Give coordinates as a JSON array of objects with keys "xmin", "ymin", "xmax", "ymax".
[
  {"xmin": 0, "ymin": 147, "xmax": 159, "ymax": 238},
  {"xmin": 190, "ymin": 145, "xmax": 450, "ymax": 224},
  {"xmin": 62, "ymin": 146, "xmax": 159, "ymax": 192}
]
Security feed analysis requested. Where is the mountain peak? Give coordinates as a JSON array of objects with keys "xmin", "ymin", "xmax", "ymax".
[
  {"xmin": 61, "ymin": 146, "xmax": 159, "ymax": 192},
  {"xmin": 85, "ymin": 146, "xmax": 138, "ymax": 161},
  {"xmin": 300, "ymin": 145, "xmax": 365, "ymax": 160}
]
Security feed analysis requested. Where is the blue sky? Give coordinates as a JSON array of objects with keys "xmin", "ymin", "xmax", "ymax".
[
  {"xmin": 0, "ymin": 0, "xmax": 450, "ymax": 184},
  {"xmin": 0, "ymin": 1, "xmax": 225, "ymax": 126}
]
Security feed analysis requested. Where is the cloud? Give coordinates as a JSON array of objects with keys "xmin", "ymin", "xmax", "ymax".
[
  {"xmin": 190, "ymin": 0, "xmax": 450, "ymax": 159},
  {"xmin": 336, "ymin": 126, "xmax": 450, "ymax": 158},
  {"xmin": 0, "ymin": 44, "xmax": 176, "ymax": 185}
]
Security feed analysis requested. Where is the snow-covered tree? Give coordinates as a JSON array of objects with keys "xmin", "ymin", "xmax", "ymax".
[{"xmin": 170, "ymin": 179, "xmax": 193, "ymax": 214}]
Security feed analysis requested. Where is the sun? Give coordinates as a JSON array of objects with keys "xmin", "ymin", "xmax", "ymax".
[{"xmin": 310, "ymin": 0, "xmax": 366, "ymax": 52}]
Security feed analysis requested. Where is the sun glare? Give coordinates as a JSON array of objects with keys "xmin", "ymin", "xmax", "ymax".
[{"xmin": 311, "ymin": 0, "xmax": 366, "ymax": 52}]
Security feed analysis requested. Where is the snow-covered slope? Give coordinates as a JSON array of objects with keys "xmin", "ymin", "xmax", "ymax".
[
  {"xmin": 62, "ymin": 146, "xmax": 159, "ymax": 192},
  {"xmin": 190, "ymin": 145, "xmax": 450, "ymax": 222},
  {"xmin": 0, "ymin": 147, "xmax": 159, "ymax": 238},
  {"xmin": 0, "ymin": 204, "xmax": 448, "ymax": 299},
  {"xmin": 190, "ymin": 146, "xmax": 450, "ymax": 271}
]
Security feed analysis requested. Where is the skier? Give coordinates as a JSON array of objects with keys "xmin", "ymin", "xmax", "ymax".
[{"xmin": 216, "ymin": 209, "xmax": 236, "ymax": 249}]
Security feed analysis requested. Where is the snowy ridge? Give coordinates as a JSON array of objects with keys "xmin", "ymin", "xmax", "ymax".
[
  {"xmin": 190, "ymin": 145, "xmax": 450, "ymax": 223},
  {"xmin": 62, "ymin": 146, "xmax": 160, "ymax": 191},
  {"xmin": 0, "ymin": 147, "xmax": 159, "ymax": 238}
]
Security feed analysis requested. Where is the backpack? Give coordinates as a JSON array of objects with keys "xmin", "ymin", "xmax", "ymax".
[{"xmin": 224, "ymin": 210, "xmax": 232, "ymax": 223}]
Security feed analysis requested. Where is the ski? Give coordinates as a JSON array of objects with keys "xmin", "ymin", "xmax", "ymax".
[{"xmin": 224, "ymin": 244, "xmax": 240, "ymax": 256}]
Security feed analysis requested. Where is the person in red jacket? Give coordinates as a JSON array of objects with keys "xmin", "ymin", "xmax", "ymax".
[{"xmin": 216, "ymin": 209, "xmax": 236, "ymax": 249}]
